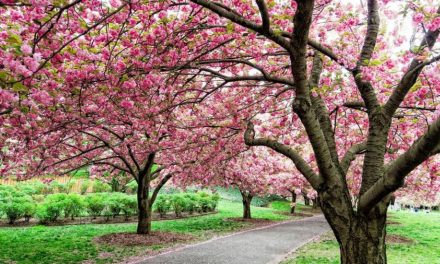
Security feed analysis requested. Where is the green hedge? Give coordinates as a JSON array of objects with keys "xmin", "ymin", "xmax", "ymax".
[
  {"xmin": 153, "ymin": 192, "xmax": 219, "ymax": 218},
  {"xmin": 1, "ymin": 183, "xmax": 220, "ymax": 224}
]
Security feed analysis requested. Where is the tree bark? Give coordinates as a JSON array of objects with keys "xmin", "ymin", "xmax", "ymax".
[
  {"xmin": 290, "ymin": 191, "xmax": 297, "ymax": 214},
  {"xmin": 240, "ymin": 191, "xmax": 253, "ymax": 219},
  {"xmin": 302, "ymin": 190, "xmax": 310, "ymax": 206},
  {"xmin": 319, "ymin": 190, "xmax": 388, "ymax": 264},
  {"xmin": 136, "ymin": 173, "xmax": 152, "ymax": 234}
]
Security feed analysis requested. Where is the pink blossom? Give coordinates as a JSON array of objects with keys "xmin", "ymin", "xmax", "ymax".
[{"xmin": 120, "ymin": 99, "xmax": 134, "ymax": 109}]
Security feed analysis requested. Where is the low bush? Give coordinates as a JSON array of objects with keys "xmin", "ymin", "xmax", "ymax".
[
  {"xmin": 85, "ymin": 193, "xmax": 106, "ymax": 219},
  {"xmin": 170, "ymin": 194, "xmax": 187, "ymax": 217},
  {"xmin": 105, "ymin": 193, "xmax": 126, "ymax": 218},
  {"xmin": 2, "ymin": 196, "xmax": 34, "ymax": 224},
  {"xmin": 119, "ymin": 195, "xmax": 137, "ymax": 220},
  {"xmin": 154, "ymin": 195, "xmax": 170, "ymax": 218},
  {"xmin": 63, "ymin": 193, "xmax": 85, "ymax": 220}
]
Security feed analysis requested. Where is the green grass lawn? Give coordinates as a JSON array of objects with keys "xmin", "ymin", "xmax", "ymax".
[
  {"xmin": 0, "ymin": 199, "xmax": 294, "ymax": 264},
  {"xmin": 281, "ymin": 211, "xmax": 440, "ymax": 264}
]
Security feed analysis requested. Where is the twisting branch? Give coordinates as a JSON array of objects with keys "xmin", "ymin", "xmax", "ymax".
[
  {"xmin": 189, "ymin": 0, "xmax": 290, "ymax": 49},
  {"xmin": 340, "ymin": 142, "xmax": 367, "ymax": 175},
  {"xmin": 244, "ymin": 122, "xmax": 324, "ymax": 189},
  {"xmin": 358, "ymin": 116, "xmax": 440, "ymax": 213}
]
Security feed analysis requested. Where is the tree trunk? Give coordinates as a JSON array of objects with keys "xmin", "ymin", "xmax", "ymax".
[
  {"xmin": 240, "ymin": 191, "xmax": 253, "ymax": 219},
  {"xmin": 137, "ymin": 174, "xmax": 152, "ymax": 235},
  {"xmin": 319, "ymin": 190, "xmax": 388, "ymax": 264},
  {"xmin": 312, "ymin": 197, "xmax": 319, "ymax": 209},
  {"xmin": 302, "ymin": 190, "xmax": 310, "ymax": 206},
  {"xmin": 290, "ymin": 191, "xmax": 297, "ymax": 214}
]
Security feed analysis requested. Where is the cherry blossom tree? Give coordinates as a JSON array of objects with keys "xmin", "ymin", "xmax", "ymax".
[
  {"xmin": 1, "ymin": 1, "xmax": 439, "ymax": 262},
  {"xmin": 169, "ymin": 1, "xmax": 440, "ymax": 263}
]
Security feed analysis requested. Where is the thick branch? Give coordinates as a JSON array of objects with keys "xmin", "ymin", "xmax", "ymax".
[
  {"xmin": 340, "ymin": 142, "xmax": 367, "ymax": 175},
  {"xmin": 244, "ymin": 123, "xmax": 324, "ymax": 189},
  {"xmin": 150, "ymin": 173, "xmax": 174, "ymax": 205},
  {"xmin": 358, "ymin": 116, "xmax": 440, "ymax": 213},
  {"xmin": 384, "ymin": 7, "xmax": 440, "ymax": 117},
  {"xmin": 357, "ymin": 0, "xmax": 380, "ymax": 67},
  {"xmin": 255, "ymin": 0, "xmax": 270, "ymax": 31},
  {"xmin": 189, "ymin": 0, "xmax": 290, "ymax": 49}
]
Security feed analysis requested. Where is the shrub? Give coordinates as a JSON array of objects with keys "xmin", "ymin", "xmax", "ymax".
[
  {"xmin": 84, "ymin": 193, "xmax": 106, "ymax": 219},
  {"xmin": 36, "ymin": 204, "xmax": 56, "ymax": 224},
  {"xmin": 119, "ymin": 195, "xmax": 137, "ymax": 220},
  {"xmin": 63, "ymin": 193, "xmax": 85, "ymax": 220},
  {"xmin": 183, "ymin": 193, "xmax": 198, "ymax": 214},
  {"xmin": 154, "ymin": 195, "xmax": 170, "ymax": 218},
  {"xmin": 92, "ymin": 181, "xmax": 111, "ymax": 193},
  {"xmin": 105, "ymin": 193, "xmax": 126, "ymax": 218},
  {"xmin": 170, "ymin": 194, "xmax": 187, "ymax": 217},
  {"xmin": 40, "ymin": 193, "xmax": 68, "ymax": 222},
  {"xmin": 22, "ymin": 202, "xmax": 36, "ymax": 222},
  {"xmin": 2, "ymin": 195, "xmax": 32, "ymax": 224}
]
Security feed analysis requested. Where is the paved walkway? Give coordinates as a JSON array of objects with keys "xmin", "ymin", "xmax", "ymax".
[{"xmin": 135, "ymin": 215, "xmax": 330, "ymax": 264}]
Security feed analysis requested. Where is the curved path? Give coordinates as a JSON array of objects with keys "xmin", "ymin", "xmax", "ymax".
[{"xmin": 134, "ymin": 215, "xmax": 329, "ymax": 264}]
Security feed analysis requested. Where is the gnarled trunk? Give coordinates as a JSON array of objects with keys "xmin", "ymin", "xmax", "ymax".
[
  {"xmin": 290, "ymin": 191, "xmax": 297, "ymax": 214},
  {"xmin": 240, "ymin": 191, "xmax": 253, "ymax": 219},
  {"xmin": 319, "ymin": 190, "xmax": 388, "ymax": 264}
]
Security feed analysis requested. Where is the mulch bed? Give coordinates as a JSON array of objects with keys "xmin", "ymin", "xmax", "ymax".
[
  {"xmin": 386, "ymin": 234, "xmax": 414, "ymax": 244},
  {"xmin": 94, "ymin": 231, "xmax": 195, "ymax": 246}
]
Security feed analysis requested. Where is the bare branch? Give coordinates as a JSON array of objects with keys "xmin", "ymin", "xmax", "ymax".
[{"xmin": 340, "ymin": 142, "xmax": 367, "ymax": 175}]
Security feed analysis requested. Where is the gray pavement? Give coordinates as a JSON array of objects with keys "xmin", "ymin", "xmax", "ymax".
[{"xmin": 135, "ymin": 215, "xmax": 329, "ymax": 264}]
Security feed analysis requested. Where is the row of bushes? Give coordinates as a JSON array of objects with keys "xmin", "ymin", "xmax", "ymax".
[
  {"xmin": 154, "ymin": 192, "xmax": 220, "ymax": 218},
  {"xmin": 0, "ymin": 189, "xmax": 138, "ymax": 224},
  {"xmin": 0, "ymin": 185, "xmax": 220, "ymax": 224}
]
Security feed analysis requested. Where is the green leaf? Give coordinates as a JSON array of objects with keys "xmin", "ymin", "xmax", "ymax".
[{"xmin": 12, "ymin": 82, "xmax": 28, "ymax": 92}]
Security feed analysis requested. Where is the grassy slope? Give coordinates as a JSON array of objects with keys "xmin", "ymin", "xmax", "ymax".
[
  {"xmin": 281, "ymin": 211, "xmax": 440, "ymax": 264},
  {"xmin": 0, "ymin": 200, "xmax": 293, "ymax": 264}
]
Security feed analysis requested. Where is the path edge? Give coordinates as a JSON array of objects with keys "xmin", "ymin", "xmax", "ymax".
[{"xmin": 126, "ymin": 214, "xmax": 325, "ymax": 264}]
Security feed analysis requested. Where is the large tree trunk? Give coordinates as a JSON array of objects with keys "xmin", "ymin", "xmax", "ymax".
[
  {"xmin": 290, "ymin": 191, "xmax": 297, "ymax": 214},
  {"xmin": 240, "ymin": 191, "xmax": 253, "ymax": 219},
  {"xmin": 319, "ymin": 190, "xmax": 389, "ymax": 264},
  {"xmin": 137, "ymin": 174, "xmax": 152, "ymax": 234}
]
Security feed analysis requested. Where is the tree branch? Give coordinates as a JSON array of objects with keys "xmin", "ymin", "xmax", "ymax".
[
  {"xmin": 255, "ymin": 0, "xmax": 270, "ymax": 31},
  {"xmin": 244, "ymin": 122, "xmax": 324, "ymax": 189},
  {"xmin": 358, "ymin": 116, "xmax": 440, "ymax": 213},
  {"xmin": 189, "ymin": 0, "xmax": 290, "ymax": 49},
  {"xmin": 340, "ymin": 142, "xmax": 367, "ymax": 175},
  {"xmin": 150, "ymin": 173, "xmax": 174, "ymax": 205},
  {"xmin": 384, "ymin": 7, "xmax": 440, "ymax": 117}
]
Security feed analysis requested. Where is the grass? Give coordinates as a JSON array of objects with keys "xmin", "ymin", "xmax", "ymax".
[
  {"xmin": 281, "ymin": 211, "xmax": 440, "ymax": 264},
  {"xmin": 0, "ymin": 199, "xmax": 294, "ymax": 264}
]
